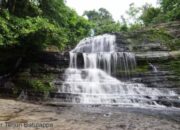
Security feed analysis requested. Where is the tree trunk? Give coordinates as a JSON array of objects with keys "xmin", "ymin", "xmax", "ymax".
[
  {"xmin": 7, "ymin": 0, "xmax": 16, "ymax": 13},
  {"xmin": 11, "ymin": 0, "xmax": 16, "ymax": 12}
]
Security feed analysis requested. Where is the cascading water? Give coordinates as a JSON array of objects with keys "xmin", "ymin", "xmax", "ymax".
[
  {"xmin": 148, "ymin": 63, "xmax": 158, "ymax": 73},
  {"xmin": 58, "ymin": 34, "xmax": 177, "ymax": 107}
]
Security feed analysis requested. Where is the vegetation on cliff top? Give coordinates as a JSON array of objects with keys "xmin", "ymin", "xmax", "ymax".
[{"xmin": 0, "ymin": 0, "xmax": 179, "ymax": 50}]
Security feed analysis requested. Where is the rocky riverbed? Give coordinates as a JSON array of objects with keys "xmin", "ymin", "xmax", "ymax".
[{"xmin": 0, "ymin": 99, "xmax": 180, "ymax": 130}]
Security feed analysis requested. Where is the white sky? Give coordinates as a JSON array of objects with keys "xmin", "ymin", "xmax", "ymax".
[{"xmin": 66, "ymin": 0, "xmax": 158, "ymax": 21}]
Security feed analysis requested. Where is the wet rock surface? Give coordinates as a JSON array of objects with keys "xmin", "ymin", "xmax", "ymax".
[{"xmin": 0, "ymin": 99, "xmax": 180, "ymax": 130}]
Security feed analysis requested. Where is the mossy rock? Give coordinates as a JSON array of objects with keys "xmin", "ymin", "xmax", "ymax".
[
  {"xmin": 125, "ymin": 28, "xmax": 179, "ymax": 51},
  {"xmin": 163, "ymin": 60, "xmax": 180, "ymax": 76}
]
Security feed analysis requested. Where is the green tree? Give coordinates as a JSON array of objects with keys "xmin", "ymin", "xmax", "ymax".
[
  {"xmin": 40, "ymin": 0, "xmax": 91, "ymax": 45},
  {"xmin": 140, "ymin": 4, "xmax": 161, "ymax": 25},
  {"xmin": 126, "ymin": 3, "xmax": 141, "ymax": 24},
  {"xmin": 0, "ymin": 0, "xmax": 91, "ymax": 49},
  {"xmin": 139, "ymin": 0, "xmax": 180, "ymax": 26},
  {"xmin": 159, "ymin": 0, "xmax": 180, "ymax": 21},
  {"xmin": 84, "ymin": 8, "xmax": 121, "ymax": 34},
  {"xmin": 1, "ymin": 0, "xmax": 41, "ymax": 17}
]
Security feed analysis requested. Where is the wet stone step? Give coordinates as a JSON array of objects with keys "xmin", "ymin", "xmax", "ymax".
[
  {"xmin": 49, "ymin": 92, "xmax": 180, "ymax": 108},
  {"xmin": 133, "ymin": 71, "xmax": 174, "ymax": 77},
  {"xmin": 155, "ymin": 100, "xmax": 180, "ymax": 108}
]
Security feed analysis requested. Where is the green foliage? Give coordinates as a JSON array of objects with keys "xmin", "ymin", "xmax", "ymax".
[
  {"xmin": 128, "ymin": 23, "xmax": 144, "ymax": 31},
  {"xmin": 169, "ymin": 39, "xmax": 180, "ymax": 50},
  {"xmin": 146, "ymin": 28, "xmax": 173, "ymax": 43},
  {"xmin": 1, "ymin": 0, "xmax": 42, "ymax": 17},
  {"xmin": 84, "ymin": 8, "xmax": 113, "ymax": 23},
  {"xmin": 0, "ymin": 0, "xmax": 92, "ymax": 49},
  {"xmin": 40, "ymin": 0, "xmax": 92, "ymax": 45},
  {"xmin": 13, "ymin": 16, "xmax": 68, "ymax": 50},
  {"xmin": 15, "ymin": 78, "xmax": 52, "ymax": 93},
  {"xmin": 40, "ymin": 0, "xmax": 69, "ymax": 27},
  {"xmin": 83, "ymin": 8, "xmax": 122, "ymax": 34},
  {"xmin": 0, "ymin": 13, "xmax": 18, "ymax": 46},
  {"xmin": 14, "ymin": 0, "xmax": 42, "ymax": 17},
  {"xmin": 29, "ymin": 79, "xmax": 52, "ymax": 93},
  {"xmin": 126, "ymin": 3, "xmax": 140, "ymax": 17},
  {"xmin": 0, "ymin": 10, "xmax": 68, "ymax": 50},
  {"xmin": 95, "ymin": 22, "xmax": 122, "ymax": 34},
  {"xmin": 140, "ymin": 6, "xmax": 161, "ymax": 25},
  {"xmin": 120, "ymin": 25, "xmax": 128, "ymax": 32},
  {"xmin": 14, "ymin": 67, "xmax": 55, "ymax": 93},
  {"xmin": 164, "ymin": 59, "xmax": 180, "ymax": 76},
  {"xmin": 127, "ymin": 28, "xmax": 175, "ymax": 49},
  {"xmin": 126, "ymin": 3, "xmax": 141, "ymax": 24},
  {"xmin": 134, "ymin": 64, "xmax": 149, "ymax": 73},
  {"xmin": 123, "ymin": 0, "xmax": 180, "ymax": 28},
  {"xmin": 159, "ymin": 0, "xmax": 180, "ymax": 21},
  {"xmin": 139, "ymin": 0, "xmax": 180, "ymax": 26}
]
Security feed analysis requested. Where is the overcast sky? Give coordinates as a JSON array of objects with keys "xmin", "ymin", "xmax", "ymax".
[{"xmin": 66, "ymin": 0, "xmax": 158, "ymax": 21}]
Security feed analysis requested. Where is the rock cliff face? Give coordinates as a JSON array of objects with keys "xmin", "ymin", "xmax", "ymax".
[
  {"xmin": 0, "ymin": 21, "xmax": 179, "ymax": 103},
  {"xmin": 113, "ymin": 22, "xmax": 180, "ymax": 95}
]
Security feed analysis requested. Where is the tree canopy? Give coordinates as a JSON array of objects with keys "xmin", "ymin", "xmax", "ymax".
[
  {"xmin": 83, "ymin": 8, "xmax": 122, "ymax": 34},
  {"xmin": 139, "ymin": 0, "xmax": 180, "ymax": 25},
  {"xmin": 0, "ymin": 0, "xmax": 92, "ymax": 51}
]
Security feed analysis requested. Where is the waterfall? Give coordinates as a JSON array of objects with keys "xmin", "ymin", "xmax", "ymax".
[
  {"xmin": 148, "ymin": 63, "xmax": 158, "ymax": 73},
  {"xmin": 58, "ymin": 34, "xmax": 177, "ymax": 107},
  {"xmin": 90, "ymin": 29, "xmax": 95, "ymax": 37},
  {"xmin": 70, "ymin": 34, "xmax": 136, "ymax": 75}
]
